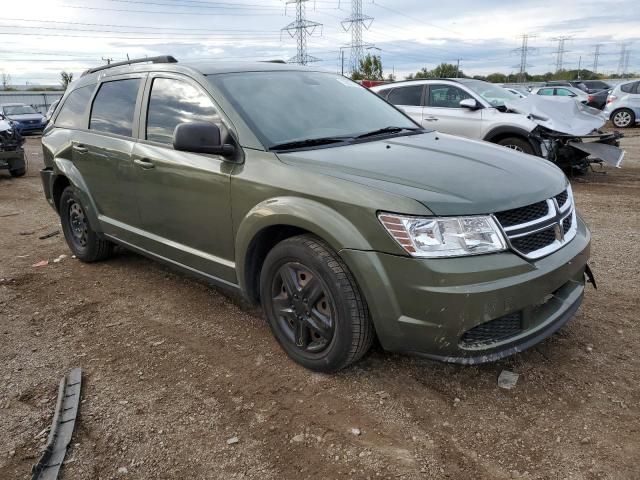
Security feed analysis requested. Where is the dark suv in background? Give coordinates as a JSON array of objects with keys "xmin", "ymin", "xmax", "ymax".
[{"xmin": 40, "ymin": 56, "xmax": 591, "ymax": 371}]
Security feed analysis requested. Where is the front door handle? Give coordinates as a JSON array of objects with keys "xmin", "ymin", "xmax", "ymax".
[
  {"xmin": 72, "ymin": 144, "xmax": 88, "ymax": 154},
  {"xmin": 134, "ymin": 158, "xmax": 155, "ymax": 170},
  {"xmin": 423, "ymin": 116, "xmax": 439, "ymax": 122}
]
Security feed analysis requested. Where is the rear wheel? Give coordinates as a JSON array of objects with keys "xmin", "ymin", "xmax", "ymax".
[
  {"xmin": 260, "ymin": 234, "xmax": 374, "ymax": 372},
  {"xmin": 9, "ymin": 167, "xmax": 26, "ymax": 177},
  {"xmin": 611, "ymin": 108, "xmax": 635, "ymax": 128},
  {"xmin": 59, "ymin": 186, "xmax": 113, "ymax": 262},
  {"xmin": 496, "ymin": 137, "xmax": 535, "ymax": 155}
]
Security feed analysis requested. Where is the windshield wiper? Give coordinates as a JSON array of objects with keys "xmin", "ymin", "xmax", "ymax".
[
  {"xmin": 355, "ymin": 126, "xmax": 421, "ymax": 139},
  {"xmin": 269, "ymin": 136, "xmax": 352, "ymax": 151}
]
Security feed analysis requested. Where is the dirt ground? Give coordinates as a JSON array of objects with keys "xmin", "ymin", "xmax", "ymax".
[{"xmin": 1, "ymin": 131, "xmax": 639, "ymax": 480}]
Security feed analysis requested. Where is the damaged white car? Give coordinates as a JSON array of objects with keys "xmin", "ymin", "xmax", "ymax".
[
  {"xmin": 0, "ymin": 114, "xmax": 26, "ymax": 177},
  {"xmin": 372, "ymin": 78, "xmax": 624, "ymax": 172}
]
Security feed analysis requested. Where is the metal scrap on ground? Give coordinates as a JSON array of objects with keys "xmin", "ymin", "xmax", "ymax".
[{"xmin": 31, "ymin": 368, "xmax": 82, "ymax": 480}]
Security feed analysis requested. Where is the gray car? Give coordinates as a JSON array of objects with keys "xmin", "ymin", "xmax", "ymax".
[{"xmin": 604, "ymin": 80, "xmax": 640, "ymax": 128}]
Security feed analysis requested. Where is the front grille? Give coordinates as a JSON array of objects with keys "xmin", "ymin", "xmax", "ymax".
[
  {"xmin": 459, "ymin": 312, "xmax": 523, "ymax": 348},
  {"xmin": 494, "ymin": 200, "xmax": 549, "ymax": 227},
  {"xmin": 495, "ymin": 188, "xmax": 576, "ymax": 260},
  {"xmin": 511, "ymin": 227, "xmax": 556, "ymax": 254},
  {"xmin": 555, "ymin": 190, "xmax": 568, "ymax": 208}
]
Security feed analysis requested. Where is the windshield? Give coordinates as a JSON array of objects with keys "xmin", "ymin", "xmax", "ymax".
[
  {"xmin": 3, "ymin": 105, "xmax": 38, "ymax": 115},
  {"xmin": 460, "ymin": 80, "xmax": 521, "ymax": 108},
  {"xmin": 208, "ymin": 71, "xmax": 418, "ymax": 148}
]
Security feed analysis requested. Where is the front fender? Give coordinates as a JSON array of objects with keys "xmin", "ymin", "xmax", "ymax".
[
  {"xmin": 235, "ymin": 196, "xmax": 374, "ymax": 293},
  {"xmin": 483, "ymin": 125, "xmax": 542, "ymax": 157}
]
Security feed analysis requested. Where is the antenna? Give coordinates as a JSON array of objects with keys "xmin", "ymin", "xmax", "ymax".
[{"xmin": 282, "ymin": 0, "xmax": 322, "ymax": 65}]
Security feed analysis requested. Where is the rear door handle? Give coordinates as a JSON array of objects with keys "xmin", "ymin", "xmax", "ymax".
[
  {"xmin": 72, "ymin": 144, "xmax": 88, "ymax": 154},
  {"xmin": 134, "ymin": 158, "xmax": 155, "ymax": 170}
]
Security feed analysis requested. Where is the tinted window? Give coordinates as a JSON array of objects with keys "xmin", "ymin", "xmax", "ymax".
[
  {"xmin": 583, "ymin": 81, "xmax": 610, "ymax": 90},
  {"xmin": 555, "ymin": 88, "xmax": 574, "ymax": 97},
  {"xmin": 90, "ymin": 79, "xmax": 140, "ymax": 137},
  {"xmin": 387, "ymin": 85, "xmax": 423, "ymax": 106},
  {"xmin": 537, "ymin": 88, "xmax": 554, "ymax": 96},
  {"xmin": 55, "ymin": 85, "xmax": 94, "ymax": 129},
  {"xmin": 620, "ymin": 81, "xmax": 639, "ymax": 94},
  {"xmin": 427, "ymin": 85, "xmax": 472, "ymax": 108},
  {"xmin": 146, "ymin": 78, "xmax": 220, "ymax": 144}
]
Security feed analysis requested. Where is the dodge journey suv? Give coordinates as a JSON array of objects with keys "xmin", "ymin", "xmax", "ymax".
[{"xmin": 41, "ymin": 56, "xmax": 591, "ymax": 372}]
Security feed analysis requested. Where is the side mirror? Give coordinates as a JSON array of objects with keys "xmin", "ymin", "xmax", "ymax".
[
  {"xmin": 173, "ymin": 122, "xmax": 235, "ymax": 157},
  {"xmin": 459, "ymin": 98, "xmax": 480, "ymax": 110}
]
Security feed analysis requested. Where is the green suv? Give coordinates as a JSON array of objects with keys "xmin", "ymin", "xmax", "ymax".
[{"xmin": 40, "ymin": 56, "xmax": 591, "ymax": 372}]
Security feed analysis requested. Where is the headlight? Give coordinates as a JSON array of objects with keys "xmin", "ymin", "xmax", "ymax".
[{"xmin": 378, "ymin": 213, "xmax": 507, "ymax": 258}]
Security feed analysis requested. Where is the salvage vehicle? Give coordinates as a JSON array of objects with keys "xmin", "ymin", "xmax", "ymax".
[
  {"xmin": 604, "ymin": 80, "xmax": 640, "ymax": 128},
  {"xmin": 0, "ymin": 114, "xmax": 26, "ymax": 177},
  {"xmin": 41, "ymin": 56, "xmax": 592, "ymax": 371},
  {"xmin": 0, "ymin": 103, "xmax": 47, "ymax": 134},
  {"xmin": 372, "ymin": 78, "xmax": 623, "ymax": 171},
  {"xmin": 531, "ymin": 85, "xmax": 609, "ymax": 110}
]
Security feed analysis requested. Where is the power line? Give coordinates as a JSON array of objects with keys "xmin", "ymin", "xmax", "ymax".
[
  {"xmin": 282, "ymin": 1, "xmax": 323, "ymax": 65},
  {"xmin": 341, "ymin": 0, "xmax": 374, "ymax": 74},
  {"xmin": 58, "ymin": 4, "xmax": 285, "ymax": 16}
]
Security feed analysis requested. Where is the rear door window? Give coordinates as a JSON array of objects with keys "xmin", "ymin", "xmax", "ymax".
[
  {"xmin": 537, "ymin": 88, "xmax": 554, "ymax": 96},
  {"xmin": 146, "ymin": 77, "xmax": 220, "ymax": 144},
  {"xmin": 55, "ymin": 85, "xmax": 94, "ymax": 129},
  {"xmin": 89, "ymin": 78, "xmax": 141, "ymax": 137},
  {"xmin": 386, "ymin": 85, "xmax": 424, "ymax": 106},
  {"xmin": 620, "ymin": 81, "xmax": 640, "ymax": 94},
  {"xmin": 555, "ymin": 88, "xmax": 574, "ymax": 97}
]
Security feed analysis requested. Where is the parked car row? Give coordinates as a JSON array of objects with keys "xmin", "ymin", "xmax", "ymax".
[
  {"xmin": 371, "ymin": 78, "xmax": 623, "ymax": 172},
  {"xmin": 41, "ymin": 56, "xmax": 592, "ymax": 371}
]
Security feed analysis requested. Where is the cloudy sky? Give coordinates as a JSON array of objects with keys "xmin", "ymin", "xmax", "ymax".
[{"xmin": 1, "ymin": 0, "xmax": 637, "ymax": 85}]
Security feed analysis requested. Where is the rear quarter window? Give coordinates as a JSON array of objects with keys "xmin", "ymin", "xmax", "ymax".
[
  {"xmin": 55, "ymin": 85, "xmax": 95, "ymax": 129},
  {"xmin": 620, "ymin": 81, "xmax": 640, "ymax": 94},
  {"xmin": 90, "ymin": 78, "xmax": 141, "ymax": 137}
]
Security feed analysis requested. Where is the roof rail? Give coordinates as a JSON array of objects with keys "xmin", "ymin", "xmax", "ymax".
[{"xmin": 81, "ymin": 55, "xmax": 178, "ymax": 76}]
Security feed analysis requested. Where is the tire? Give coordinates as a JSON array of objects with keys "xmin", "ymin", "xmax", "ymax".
[
  {"xmin": 59, "ymin": 186, "xmax": 113, "ymax": 262},
  {"xmin": 611, "ymin": 108, "xmax": 635, "ymax": 128},
  {"xmin": 260, "ymin": 234, "xmax": 374, "ymax": 372},
  {"xmin": 496, "ymin": 137, "xmax": 535, "ymax": 155},
  {"xmin": 9, "ymin": 167, "xmax": 26, "ymax": 177}
]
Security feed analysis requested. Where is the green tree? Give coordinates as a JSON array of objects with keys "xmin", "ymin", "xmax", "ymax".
[
  {"xmin": 351, "ymin": 54, "xmax": 384, "ymax": 81},
  {"xmin": 60, "ymin": 71, "xmax": 74, "ymax": 89},
  {"xmin": 431, "ymin": 63, "xmax": 464, "ymax": 79},
  {"xmin": 486, "ymin": 73, "xmax": 507, "ymax": 83}
]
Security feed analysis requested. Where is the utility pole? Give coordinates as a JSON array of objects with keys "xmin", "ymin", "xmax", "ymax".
[
  {"xmin": 577, "ymin": 55, "xmax": 582, "ymax": 79},
  {"xmin": 592, "ymin": 44, "xmax": 601, "ymax": 74},
  {"xmin": 282, "ymin": 0, "xmax": 322, "ymax": 65},
  {"xmin": 552, "ymin": 36, "xmax": 571, "ymax": 72},
  {"xmin": 455, "ymin": 58, "xmax": 460, "ymax": 78},
  {"xmin": 341, "ymin": 0, "xmax": 374, "ymax": 75},
  {"xmin": 513, "ymin": 34, "xmax": 536, "ymax": 83},
  {"xmin": 102, "ymin": 57, "xmax": 113, "ymax": 65}
]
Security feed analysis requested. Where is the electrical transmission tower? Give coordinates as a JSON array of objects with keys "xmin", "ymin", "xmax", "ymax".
[
  {"xmin": 592, "ymin": 44, "xmax": 601, "ymax": 74},
  {"xmin": 282, "ymin": 0, "xmax": 322, "ymax": 65},
  {"xmin": 341, "ymin": 0, "xmax": 374, "ymax": 74},
  {"xmin": 617, "ymin": 44, "xmax": 630, "ymax": 77},
  {"xmin": 553, "ymin": 36, "xmax": 571, "ymax": 72},
  {"xmin": 513, "ymin": 34, "xmax": 536, "ymax": 83}
]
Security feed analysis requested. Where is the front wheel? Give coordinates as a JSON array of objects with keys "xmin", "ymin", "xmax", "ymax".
[
  {"xmin": 260, "ymin": 235, "xmax": 374, "ymax": 372},
  {"xmin": 59, "ymin": 186, "xmax": 113, "ymax": 262},
  {"xmin": 611, "ymin": 108, "xmax": 635, "ymax": 128},
  {"xmin": 496, "ymin": 137, "xmax": 535, "ymax": 155},
  {"xmin": 9, "ymin": 167, "xmax": 26, "ymax": 177}
]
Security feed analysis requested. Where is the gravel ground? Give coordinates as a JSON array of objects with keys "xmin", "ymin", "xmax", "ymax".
[{"xmin": 1, "ymin": 131, "xmax": 639, "ymax": 480}]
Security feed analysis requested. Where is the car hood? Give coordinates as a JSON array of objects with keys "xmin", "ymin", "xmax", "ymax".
[
  {"xmin": 8, "ymin": 113, "xmax": 44, "ymax": 122},
  {"xmin": 0, "ymin": 118, "xmax": 12, "ymax": 132},
  {"xmin": 277, "ymin": 131, "xmax": 567, "ymax": 216},
  {"xmin": 504, "ymin": 95, "xmax": 606, "ymax": 135}
]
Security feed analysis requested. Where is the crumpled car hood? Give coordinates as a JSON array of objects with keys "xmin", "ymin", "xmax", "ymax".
[
  {"xmin": 277, "ymin": 131, "xmax": 567, "ymax": 216},
  {"xmin": 504, "ymin": 95, "xmax": 606, "ymax": 136},
  {"xmin": 0, "ymin": 118, "xmax": 12, "ymax": 132}
]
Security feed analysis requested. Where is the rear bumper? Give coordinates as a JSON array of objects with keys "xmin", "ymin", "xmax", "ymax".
[{"xmin": 340, "ymin": 216, "xmax": 591, "ymax": 363}]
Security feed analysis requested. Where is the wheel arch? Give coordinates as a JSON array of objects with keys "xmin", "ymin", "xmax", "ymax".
[
  {"xmin": 483, "ymin": 126, "xmax": 542, "ymax": 156},
  {"xmin": 50, "ymin": 158, "xmax": 101, "ymax": 231},
  {"xmin": 236, "ymin": 197, "xmax": 374, "ymax": 304}
]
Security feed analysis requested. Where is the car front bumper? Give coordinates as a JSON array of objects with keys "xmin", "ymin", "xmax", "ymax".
[{"xmin": 340, "ymin": 216, "xmax": 591, "ymax": 364}]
